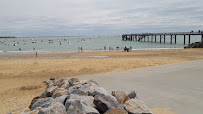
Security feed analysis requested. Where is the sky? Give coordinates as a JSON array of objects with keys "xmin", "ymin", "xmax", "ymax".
[{"xmin": 0, "ymin": 0, "xmax": 203, "ymax": 37}]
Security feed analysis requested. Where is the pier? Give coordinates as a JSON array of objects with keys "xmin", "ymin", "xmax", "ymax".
[{"xmin": 122, "ymin": 31, "xmax": 203, "ymax": 44}]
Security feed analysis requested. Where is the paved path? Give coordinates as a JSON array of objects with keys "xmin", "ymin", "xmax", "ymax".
[{"xmin": 78, "ymin": 60, "xmax": 203, "ymax": 114}]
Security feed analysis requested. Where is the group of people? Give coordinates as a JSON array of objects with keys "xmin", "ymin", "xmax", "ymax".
[{"xmin": 78, "ymin": 47, "xmax": 83, "ymax": 52}]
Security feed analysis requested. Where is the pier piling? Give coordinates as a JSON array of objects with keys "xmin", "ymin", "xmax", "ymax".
[
  {"xmin": 164, "ymin": 35, "xmax": 166, "ymax": 43},
  {"xmin": 184, "ymin": 35, "xmax": 186, "ymax": 45},
  {"xmin": 175, "ymin": 35, "xmax": 176, "ymax": 44}
]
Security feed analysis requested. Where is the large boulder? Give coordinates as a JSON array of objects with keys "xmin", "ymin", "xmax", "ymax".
[
  {"xmin": 55, "ymin": 95, "xmax": 68, "ymax": 105},
  {"xmin": 104, "ymin": 108, "xmax": 128, "ymax": 114},
  {"xmin": 112, "ymin": 91, "xmax": 130, "ymax": 104},
  {"xmin": 30, "ymin": 97, "xmax": 54, "ymax": 110},
  {"xmin": 66, "ymin": 99, "xmax": 99, "ymax": 114},
  {"xmin": 94, "ymin": 94, "xmax": 124, "ymax": 113},
  {"xmin": 38, "ymin": 102, "xmax": 66, "ymax": 114},
  {"xmin": 124, "ymin": 99, "xmax": 152, "ymax": 114},
  {"xmin": 89, "ymin": 87, "xmax": 109, "ymax": 97},
  {"xmin": 65, "ymin": 94, "xmax": 95, "ymax": 107}
]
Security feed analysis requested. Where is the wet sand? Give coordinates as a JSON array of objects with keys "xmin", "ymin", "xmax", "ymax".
[{"xmin": 0, "ymin": 48, "xmax": 203, "ymax": 113}]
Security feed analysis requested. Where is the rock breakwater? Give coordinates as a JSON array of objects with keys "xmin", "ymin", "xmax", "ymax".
[
  {"xmin": 184, "ymin": 41, "xmax": 203, "ymax": 48},
  {"xmin": 10, "ymin": 78, "xmax": 152, "ymax": 114}
]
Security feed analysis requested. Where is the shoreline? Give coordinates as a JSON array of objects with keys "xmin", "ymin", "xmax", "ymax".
[
  {"xmin": 0, "ymin": 47, "xmax": 184, "ymax": 55},
  {"xmin": 0, "ymin": 48, "xmax": 203, "ymax": 113}
]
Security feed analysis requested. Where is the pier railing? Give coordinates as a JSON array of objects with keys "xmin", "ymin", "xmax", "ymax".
[{"xmin": 123, "ymin": 32, "xmax": 203, "ymax": 36}]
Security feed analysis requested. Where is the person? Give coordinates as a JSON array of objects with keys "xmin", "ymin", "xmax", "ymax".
[{"xmin": 19, "ymin": 48, "xmax": 21, "ymax": 51}]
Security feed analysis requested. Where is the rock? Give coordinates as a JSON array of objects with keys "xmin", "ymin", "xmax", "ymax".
[
  {"xmin": 124, "ymin": 99, "xmax": 152, "ymax": 114},
  {"xmin": 112, "ymin": 91, "xmax": 130, "ymax": 104},
  {"xmin": 60, "ymin": 81, "xmax": 70, "ymax": 89},
  {"xmin": 55, "ymin": 95, "xmax": 68, "ymax": 105},
  {"xmin": 184, "ymin": 41, "xmax": 203, "ymax": 48},
  {"xmin": 26, "ymin": 110, "xmax": 39, "ymax": 114},
  {"xmin": 72, "ymin": 80, "xmax": 88, "ymax": 86},
  {"xmin": 89, "ymin": 87, "xmax": 109, "ymax": 96},
  {"xmin": 70, "ymin": 89, "xmax": 89, "ymax": 96},
  {"xmin": 67, "ymin": 81, "xmax": 99, "ymax": 96},
  {"xmin": 38, "ymin": 102, "xmax": 66, "ymax": 114},
  {"xmin": 66, "ymin": 99, "xmax": 99, "ymax": 114},
  {"xmin": 89, "ymin": 80, "xmax": 100, "ymax": 86},
  {"xmin": 50, "ymin": 78, "xmax": 55, "ymax": 80},
  {"xmin": 128, "ymin": 90, "xmax": 138, "ymax": 99},
  {"xmin": 51, "ymin": 81, "xmax": 65, "ymax": 88},
  {"xmin": 68, "ymin": 78, "xmax": 80, "ymax": 86},
  {"xmin": 42, "ymin": 86, "xmax": 58, "ymax": 97},
  {"xmin": 29, "ymin": 96, "xmax": 46, "ymax": 109},
  {"xmin": 31, "ymin": 97, "xmax": 54, "ymax": 110},
  {"xmin": 94, "ymin": 94, "xmax": 124, "ymax": 113},
  {"xmin": 104, "ymin": 108, "xmax": 128, "ymax": 114},
  {"xmin": 65, "ymin": 94, "xmax": 95, "ymax": 107},
  {"xmin": 52, "ymin": 88, "xmax": 68, "ymax": 98}
]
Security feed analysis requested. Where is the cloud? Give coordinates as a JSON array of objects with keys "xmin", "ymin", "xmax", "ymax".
[{"xmin": 0, "ymin": 0, "xmax": 203, "ymax": 36}]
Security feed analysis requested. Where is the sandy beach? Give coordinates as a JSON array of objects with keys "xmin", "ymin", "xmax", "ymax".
[{"xmin": 1, "ymin": 48, "xmax": 203, "ymax": 113}]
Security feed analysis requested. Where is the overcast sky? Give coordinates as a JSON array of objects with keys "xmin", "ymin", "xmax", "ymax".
[{"xmin": 0, "ymin": 0, "xmax": 203, "ymax": 37}]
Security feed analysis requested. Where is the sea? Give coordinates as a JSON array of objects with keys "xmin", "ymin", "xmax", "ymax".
[{"xmin": 0, "ymin": 35, "xmax": 202, "ymax": 55}]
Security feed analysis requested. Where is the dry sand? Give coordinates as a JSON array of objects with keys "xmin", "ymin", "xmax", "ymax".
[{"xmin": 0, "ymin": 48, "xmax": 203, "ymax": 113}]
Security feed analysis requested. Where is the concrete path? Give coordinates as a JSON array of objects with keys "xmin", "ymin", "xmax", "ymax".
[{"xmin": 78, "ymin": 60, "xmax": 203, "ymax": 114}]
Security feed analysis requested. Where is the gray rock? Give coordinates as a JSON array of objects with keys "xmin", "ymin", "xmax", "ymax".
[
  {"xmin": 112, "ymin": 91, "xmax": 130, "ymax": 104},
  {"xmin": 124, "ymin": 99, "xmax": 152, "ymax": 114},
  {"xmin": 70, "ymin": 89, "xmax": 89, "ymax": 96},
  {"xmin": 128, "ymin": 90, "xmax": 138, "ymax": 99},
  {"xmin": 60, "ymin": 81, "xmax": 70, "ymax": 89},
  {"xmin": 38, "ymin": 102, "xmax": 66, "ymax": 114},
  {"xmin": 89, "ymin": 80, "xmax": 100, "ymax": 86},
  {"xmin": 94, "ymin": 94, "xmax": 124, "ymax": 113},
  {"xmin": 55, "ymin": 95, "xmax": 68, "ymax": 105},
  {"xmin": 66, "ymin": 99, "xmax": 99, "ymax": 114},
  {"xmin": 68, "ymin": 78, "xmax": 80, "ymax": 86},
  {"xmin": 65, "ymin": 94, "xmax": 95, "ymax": 107},
  {"xmin": 29, "ymin": 96, "xmax": 46, "ymax": 109},
  {"xmin": 67, "ymin": 80, "xmax": 100, "ymax": 96},
  {"xmin": 42, "ymin": 86, "xmax": 58, "ymax": 97},
  {"xmin": 31, "ymin": 97, "xmax": 54, "ymax": 110},
  {"xmin": 89, "ymin": 87, "xmax": 109, "ymax": 96},
  {"xmin": 52, "ymin": 88, "xmax": 68, "ymax": 98}
]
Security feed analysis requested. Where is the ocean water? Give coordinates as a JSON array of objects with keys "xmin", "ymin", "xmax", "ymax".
[{"xmin": 0, "ymin": 35, "xmax": 202, "ymax": 55}]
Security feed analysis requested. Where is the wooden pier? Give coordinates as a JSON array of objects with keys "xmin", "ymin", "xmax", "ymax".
[{"xmin": 122, "ymin": 32, "xmax": 203, "ymax": 44}]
